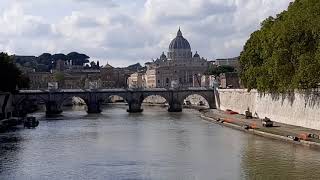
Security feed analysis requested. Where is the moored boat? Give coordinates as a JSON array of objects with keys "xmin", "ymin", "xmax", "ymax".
[{"xmin": 24, "ymin": 116, "xmax": 39, "ymax": 128}]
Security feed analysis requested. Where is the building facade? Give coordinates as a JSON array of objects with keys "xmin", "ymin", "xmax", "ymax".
[
  {"xmin": 127, "ymin": 72, "xmax": 146, "ymax": 88},
  {"xmin": 27, "ymin": 62, "xmax": 134, "ymax": 89},
  {"xmin": 133, "ymin": 29, "xmax": 209, "ymax": 89},
  {"xmin": 213, "ymin": 57, "xmax": 240, "ymax": 70},
  {"xmin": 219, "ymin": 72, "xmax": 241, "ymax": 89}
]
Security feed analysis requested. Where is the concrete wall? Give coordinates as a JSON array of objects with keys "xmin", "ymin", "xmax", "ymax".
[{"xmin": 217, "ymin": 89, "xmax": 320, "ymax": 130}]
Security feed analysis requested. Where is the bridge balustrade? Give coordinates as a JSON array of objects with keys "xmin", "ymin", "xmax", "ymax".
[{"xmin": 13, "ymin": 88, "xmax": 216, "ymax": 116}]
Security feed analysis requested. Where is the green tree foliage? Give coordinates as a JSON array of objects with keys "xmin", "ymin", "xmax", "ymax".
[
  {"xmin": 240, "ymin": 0, "xmax": 320, "ymax": 93},
  {"xmin": 67, "ymin": 52, "xmax": 90, "ymax": 65},
  {"xmin": 206, "ymin": 65, "xmax": 235, "ymax": 77},
  {"xmin": 13, "ymin": 52, "xmax": 90, "ymax": 72},
  {"xmin": 54, "ymin": 72, "xmax": 65, "ymax": 88},
  {"xmin": 54, "ymin": 72, "xmax": 65, "ymax": 83},
  {"xmin": 0, "ymin": 53, "xmax": 29, "ymax": 92}
]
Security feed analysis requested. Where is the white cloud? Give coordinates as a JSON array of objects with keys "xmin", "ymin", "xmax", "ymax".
[{"xmin": 0, "ymin": 0, "xmax": 293, "ymax": 66}]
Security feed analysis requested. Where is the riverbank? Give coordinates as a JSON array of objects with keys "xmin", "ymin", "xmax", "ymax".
[
  {"xmin": 0, "ymin": 118, "xmax": 23, "ymax": 132},
  {"xmin": 200, "ymin": 109, "xmax": 320, "ymax": 149}
]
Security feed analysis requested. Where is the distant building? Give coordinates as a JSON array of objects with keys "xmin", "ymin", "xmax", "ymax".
[
  {"xmin": 28, "ymin": 72, "xmax": 54, "ymax": 89},
  {"xmin": 56, "ymin": 59, "xmax": 66, "ymax": 71},
  {"xmin": 100, "ymin": 63, "xmax": 134, "ymax": 88},
  {"xmin": 201, "ymin": 75, "xmax": 216, "ymax": 88},
  {"xmin": 127, "ymin": 72, "xmax": 146, "ymax": 88},
  {"xmin": 219, "ymin": 72, "xmax": 240, "ymax": 89},
  {"xmin": 213, "ymin": 57, "xmax": 240, "ymax": 70},
  {"xmin": 129, "ymin": 28, "xmax": 209, "ymax": 88}
]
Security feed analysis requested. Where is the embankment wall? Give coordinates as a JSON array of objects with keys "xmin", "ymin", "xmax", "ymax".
[{"xmin": 217, "ymin": 89, "xmax": 320, "ymax": 130}]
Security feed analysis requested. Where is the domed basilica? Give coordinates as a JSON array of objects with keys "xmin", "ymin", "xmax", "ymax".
[{"xmin": 143, "ymin": 28, "xmax": 209, "ymax": 88}]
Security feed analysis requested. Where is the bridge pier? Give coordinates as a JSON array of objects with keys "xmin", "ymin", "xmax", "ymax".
[
  {"xmin": 127, "ymin": 102, "xmax": 143, "ymax": 113},
  {"xmin": 168, "ymin": 102, "xmax": 183, "ymax": 112},
  {"xmin": 46, "ymin": 101, "xmax": 63, "ymax": 116},
  {"xmin": 87, "ymin": 102, "xmax": 101, "ymax": 114}
]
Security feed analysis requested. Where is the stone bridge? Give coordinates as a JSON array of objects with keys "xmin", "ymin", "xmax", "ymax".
[{"xmin": 13, "ymin": 88, "xmax": 216, "ymax": 116}]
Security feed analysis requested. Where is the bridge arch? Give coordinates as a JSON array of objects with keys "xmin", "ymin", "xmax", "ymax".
[
  {"xmin": 59, "ymin": 94, "xmax": 89, "ymax": 108},
  {"xmin": 99, "ymin": 93, "xmax": 128, "ymax": 104},
  {"xmin": 141, "ymin": 94, "xmax": 169, "ymax": 105},
  {"xmin": 105, "ymin": 95, "xmax": 126, "ymax": 103},
  {"xmin": 13, "ymin": 96, "xmax": 47, "ymax": 116},
  {"xmin": 179, "ymin": 91, "xmax": 216, "ymax": 109}
]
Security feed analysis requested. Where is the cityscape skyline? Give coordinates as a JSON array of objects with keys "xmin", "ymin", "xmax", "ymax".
[{"xmin": 0, "ymin": 0, "xmax": 293, "ymax": 66}]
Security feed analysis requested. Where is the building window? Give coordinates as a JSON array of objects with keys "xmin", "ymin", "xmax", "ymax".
[
  {"xmin": 166, "ymin": 78, "xmax": 169, "ymax": 84},
  {"xmin": 189, "ymin": 75, "xmax": 193, "ymax": 83},
  {"xmin": 158, "ymin": 80, "xmax": 160, "ymax": 84}
]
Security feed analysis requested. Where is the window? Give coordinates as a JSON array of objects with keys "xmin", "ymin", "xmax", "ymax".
[
  {"xmin": 166, "ymin": 78, "xmax": 169, "ymax": 84},
  {"xmin": 158, "ymin": 80, "xmax": 160, "ymax": 84},
  {"xmin": 189, "ymin": 75, "xmax": 193, "ymax": 83}
]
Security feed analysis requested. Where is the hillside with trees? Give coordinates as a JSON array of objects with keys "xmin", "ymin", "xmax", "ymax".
[
  {"xmin": 13, "ymin": 52, "xmax": 90, "ymax": 72},
  {"xmin": 240, "ymin": 0, "xmax": 320, "ymax": 93}
]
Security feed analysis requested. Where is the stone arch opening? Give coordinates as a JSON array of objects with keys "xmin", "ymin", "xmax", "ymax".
[
  {"xmin": 60, "ymin": 96, "xmax": 88, "ymax": 112},
  {"xmin": 105, "ymin": 95, "xmax": 126, "ymax": 104},
  {"xmin": 182, "ymin": 94, "xmax": 210, "ymax": 108},
  {"xmin": 142, "ymin": 95, "xmax": 168, "ymax": 106},
  {"xmin": 14, "ymin": 97, "xmax": 46, "ymax": 116}
]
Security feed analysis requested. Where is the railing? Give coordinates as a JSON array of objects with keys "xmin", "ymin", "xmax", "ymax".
[{"xmin": 18, "ymin": 87, "xmax": 215, "ymax": 94}]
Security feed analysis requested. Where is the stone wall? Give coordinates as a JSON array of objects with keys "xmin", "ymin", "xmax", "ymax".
[{"xmin": 217, "ymin": 89, "xmax": 320, "ymax": 130}]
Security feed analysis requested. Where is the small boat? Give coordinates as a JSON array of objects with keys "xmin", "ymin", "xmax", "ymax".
[
  {"xmin": 262, "ymin": 117, "xmax": 273, "ymax": 127},
  {"xmin": 287, "ymin": 135, "xmax": 300, "ymax": 142},
  {"xmin": 24, "ymin": 116, "xmax": 39, "ymax": 128}
]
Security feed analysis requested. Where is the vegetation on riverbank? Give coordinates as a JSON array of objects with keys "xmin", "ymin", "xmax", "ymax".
[
  {"xmin": 240, "ymin": 0, "xmax": 320, "ymax": 93},
  {"xmin": 206, "ymin": 65, "xmax": 235, "ymax": 77},
  {"xmin": 0, "ymin": 53, "xmax": 29, "ymax": 92}
]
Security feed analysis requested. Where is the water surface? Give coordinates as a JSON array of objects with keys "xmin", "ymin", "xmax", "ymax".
[{"xmin": 1, "ymin": 105, "xmax": 320, "ymax": 180}]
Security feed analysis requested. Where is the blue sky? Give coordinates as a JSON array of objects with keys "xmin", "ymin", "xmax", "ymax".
[{"xmin": 0, "ymin": 0, "xmax": 293, "ymax": 67}]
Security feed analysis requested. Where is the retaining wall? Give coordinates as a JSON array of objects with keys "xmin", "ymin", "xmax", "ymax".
[{"xmin": 217, "ymin": 89, "xmax": 320, "ymax": 130}]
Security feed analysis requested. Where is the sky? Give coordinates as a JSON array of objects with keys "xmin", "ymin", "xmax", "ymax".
[{"xmin": 0, "ymin": 0, "xmax": 293, "ymax": 67}]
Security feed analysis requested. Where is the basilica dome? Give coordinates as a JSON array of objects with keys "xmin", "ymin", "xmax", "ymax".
[{"xmin": 169, "ymin": 28, "xmax": 191, "ymax": 50}]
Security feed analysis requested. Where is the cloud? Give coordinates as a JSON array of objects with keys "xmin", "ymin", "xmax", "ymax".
[
  {"xmin": 0, "ymin": 0, "xmax": 294, "ymax": 66},
  {"xmin": 71, "ymin": 0, "xmax": 117, "ymax": 7}
]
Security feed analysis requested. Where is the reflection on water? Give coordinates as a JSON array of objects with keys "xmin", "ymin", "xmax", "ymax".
[{"xmin": 0, "ymin": 105, "xmax": 320, "ymax": 180}]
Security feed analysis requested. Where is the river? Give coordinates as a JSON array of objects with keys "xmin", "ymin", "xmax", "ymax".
[{"xmin": 1, "ymin": 105, "xmax": 320, "ymax": 180}]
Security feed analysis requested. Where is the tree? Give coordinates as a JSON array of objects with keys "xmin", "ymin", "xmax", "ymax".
[
  {"xmin": 90, "ymin": 61, "xmax": 96, "ymax": 68},
  {"xmin": 67, "ymin": 52, "xmax": 90, "ymax": 66},
  {"xmin": 54, "ymin": 72, "xmax": 65, "ymax": 87},
  {"xmin": 0, "ymin": 53, "xmax": 29, "ymax": 92},
  {"xmin": 52, "ymin": 53, "xmax": 67, "ymax": 61},
  {"xmin": 240, "ymin": 0, "xmax": 320, "ymax": 93},
  {"xmin": 206, "ymin": 65, "xmax": 235, "ymax": 77}
]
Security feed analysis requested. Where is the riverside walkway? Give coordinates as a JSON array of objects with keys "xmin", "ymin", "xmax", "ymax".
[{"xmin": 201, "ymin": 109, "xmax": 320, "ymax": 149}]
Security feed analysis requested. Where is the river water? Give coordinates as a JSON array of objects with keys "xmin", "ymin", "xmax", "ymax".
[{"xmin": 1, "ymin": 105, "xmax": 320, "ymax": 180}]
